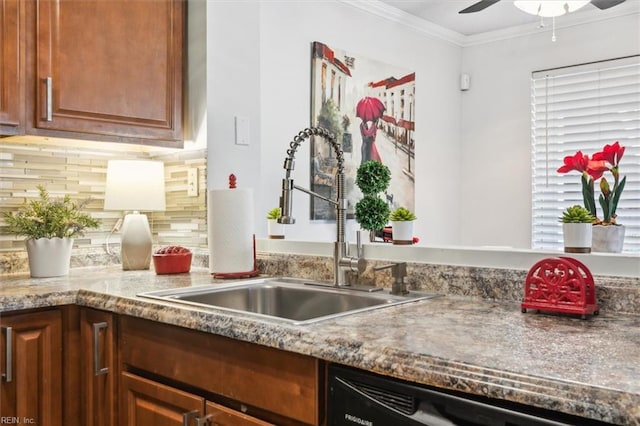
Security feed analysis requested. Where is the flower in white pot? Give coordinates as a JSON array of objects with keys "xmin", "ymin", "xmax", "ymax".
[
  {"xmin": 557, "ymin": 141, "xmax": 627, "ymax": 252},
  {"xmin": 389, "ymin": 207, "xmax": 416, "ymax": 245},
  {"xmin": 3, "ymin": 185, "xmax": 101, "ymax": 277},
  {"xmin": 559, "ymin": 205, "xmax": 594, "ymax": 253},
  {"xmin": 266, "ymin": 207, "xmax": 285, "ymax": 239}
]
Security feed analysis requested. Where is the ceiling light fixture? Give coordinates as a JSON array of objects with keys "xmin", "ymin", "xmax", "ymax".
[
  {"xmin": 514, "ymin": 1, "xmax": 590, "ymax": 41},
  {"xmin": 514, "ymin": 1, "xmax": 590, "ymax": 17}
]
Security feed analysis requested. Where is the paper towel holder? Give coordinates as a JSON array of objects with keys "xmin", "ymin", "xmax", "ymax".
[{"xmin": 211, "ymin": 174, "xmax": 259, "ymax": 279}]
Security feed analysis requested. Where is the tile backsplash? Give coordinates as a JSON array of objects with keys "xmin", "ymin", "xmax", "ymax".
[{"xmin": 0, "ymin": 136, "xmax": 207, "ymax": 265}]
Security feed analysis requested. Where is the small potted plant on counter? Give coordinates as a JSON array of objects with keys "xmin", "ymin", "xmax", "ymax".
[
  {"xmin": 559, "ymin": 205, "xmax": 594, "ymax": 253},
  {"xmin": 354, "ymin": 161, "xmax": 391, "ymax": 241},
  {"xmin": 3, "ymin": 185, "xmax": 101, "ymax": 277},
  {"xmin": 389, "ymin": 206, "xmax": 416, "ymax": 245},
  {"xmin": 557, "ymin": 141, "xmax": 627, "ymax": 252},
  {"xmin": 266, "ymin": 207, "xmax": 285, "ymax": 239}
]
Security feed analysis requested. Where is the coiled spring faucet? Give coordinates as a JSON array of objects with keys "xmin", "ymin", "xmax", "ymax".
[{"xmin": 279, "ymin": 127, "xmax": 365, "ymax": 287}]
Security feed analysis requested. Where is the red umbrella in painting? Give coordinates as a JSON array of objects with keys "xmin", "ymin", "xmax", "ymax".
[{"xmin": 356, "ymin": 97, "xmax": 385, "ymax": 122}]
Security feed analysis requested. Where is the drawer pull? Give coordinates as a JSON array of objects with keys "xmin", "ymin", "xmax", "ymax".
[
  {"xmin": 1, "ymin": 326, "xmax": 12, "ymax": 382},
  {"xmin": 93, "ymin": 322, "xmax": 109, "ymax": 376},
  {"xmin": 182, "ymin": 410, "xmax": 199, "ymax": 426}
]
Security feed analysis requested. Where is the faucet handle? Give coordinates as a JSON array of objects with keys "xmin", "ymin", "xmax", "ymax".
[{"xmin": 374, "ymin": 262, "xmax": 408, "ymax": 295}]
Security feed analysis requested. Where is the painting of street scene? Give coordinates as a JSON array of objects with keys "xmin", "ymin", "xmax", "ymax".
[{"xmin": 309, "ymin": 41, "xmax": 415, "ymax": 222}]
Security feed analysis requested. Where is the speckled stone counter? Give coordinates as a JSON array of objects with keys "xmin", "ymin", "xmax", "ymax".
[{"xmin": 1, "ymin": 266, "xmax": 639, "ymax": 425}]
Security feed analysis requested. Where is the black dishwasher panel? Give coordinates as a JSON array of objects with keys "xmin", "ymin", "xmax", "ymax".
[{"xmin": 327, "ymin": 364, "xmax": 614, "ymax": 426}]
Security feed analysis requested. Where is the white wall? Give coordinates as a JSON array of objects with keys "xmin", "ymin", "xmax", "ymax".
[
  {"xmin": 459, "ymin": 13, "xmax": 640, "ymax": 248},
  {"xmin": 208, "ymin": 0, "xmax": 463, "ymax": 245}
]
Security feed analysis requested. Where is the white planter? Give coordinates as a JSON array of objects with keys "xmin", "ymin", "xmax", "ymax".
[
  {"xmin": 25, "ymin": 237, "xmax": 74, "ymax": 278},
  {"xmin": 592, "ymin": 224, "xmax": 625, "ymax": 253},
  {"xmin": 562, "ymin": 223, "xmax": 592, "ymax": 253},
  {"xmin": 267, "ymin": 219, "xmax": 285, "ymax": 239},
  {"xmin": 390, "ymin": 220, "xmax": 414, "ymax": 245}
]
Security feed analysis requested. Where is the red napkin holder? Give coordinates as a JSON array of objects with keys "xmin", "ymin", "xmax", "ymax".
[{"xmin": 521, "ymin": 257, "xmax": 599, "ymax": 319}]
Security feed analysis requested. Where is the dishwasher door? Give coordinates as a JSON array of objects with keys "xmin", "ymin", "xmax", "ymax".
[{"xmin": 327, "ymin": 364, "xmax": 607, "ymax": 426}]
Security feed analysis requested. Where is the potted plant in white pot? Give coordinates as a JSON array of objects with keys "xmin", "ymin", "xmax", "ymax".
[
  {"xmin": 389, "ymin": 206, "xmax": 416, "ymax": 245},
  {"xmin": 3, "ymin": 185, "xmax": 100, "ymax": 277},
  {"xmin": 266, "ymin": 207, "xmax": 285, "ymax": 239},
  {"xmin": 557, "ymin": 141, "xmax": 627, "ymax": 253},
  {"xmin": 559, "ymin": 205, "xmax": 594, "ymax": 253}
]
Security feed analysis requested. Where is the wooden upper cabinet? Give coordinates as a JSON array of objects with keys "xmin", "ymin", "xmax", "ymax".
[
  {"xmin": 26, "ymin": 0, "xmax": 184, "ymax": 145},
  {"xmin": 0, "ymin": 0, "xmax": 25, "ymax": 135}
]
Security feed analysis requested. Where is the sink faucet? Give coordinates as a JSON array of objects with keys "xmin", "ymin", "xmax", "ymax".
[
  {"xmin": 374, "ymin": 262, "xmax": 409, "ymax": 295},
  {"xmin": 278, "ymin": 127, "xmax": 365, "ymax": 287}
]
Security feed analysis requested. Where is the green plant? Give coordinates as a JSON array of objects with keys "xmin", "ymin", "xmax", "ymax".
[
  {"xmin": 3, "ymin": 185, "xmax": 100, "ymax": 239},
  {"xmin": 389, "ymin": 206, "xmax": 416, "ymax": 222},
  {"xmin": 355, "ymin": 161, "xmax": 391, "ymax": 196},
  {"xmin": 266, "ymin": 207, "xmax": 282, "ymax": 220},
  {"xmin": 559, "ymin": 205, "xmax": 594, "ymax": 224},
  {"xmin": 355, "ymin": 196, "xmax": 390, "ymax": 232}
]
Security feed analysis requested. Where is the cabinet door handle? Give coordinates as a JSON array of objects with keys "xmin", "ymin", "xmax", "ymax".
[
  {"xmin": 182, "ymin": 409, "xmax": 199, "ymax": 426},
  {"xmin": 44, "ymin": 77, "xmax": 53, "ymax": 121},
  {"xmin": 1, "ymin": 326, "xmax": 12, "ymax": 383},
  {"xmin": 92, "ymin": 322, "xmax": 109, "ymax": 376},
  {"xmin": 196, "ymin": 414, "xmax": 212, "ymax": 426}
]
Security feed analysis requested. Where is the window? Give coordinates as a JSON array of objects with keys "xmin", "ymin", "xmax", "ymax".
[{"xmin": 531, "ymin": 56, "xmax": 640, "ymax": 253}]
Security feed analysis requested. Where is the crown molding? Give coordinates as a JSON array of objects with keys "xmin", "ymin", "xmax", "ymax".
[{"xmin": 340, "ymin": 0, "xmax": 639, "ymax": 48}]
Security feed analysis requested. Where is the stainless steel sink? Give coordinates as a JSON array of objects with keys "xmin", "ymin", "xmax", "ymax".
[{"xmin": 138, "ymin": 277, "xmax": 438, "ymax": 325}]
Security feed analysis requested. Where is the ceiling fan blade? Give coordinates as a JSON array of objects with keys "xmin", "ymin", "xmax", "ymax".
[
  {"xmin": 459, "ymin": 0, "xmax": 501, "ymax": 14},
  {"xmin": 590, "ymin": 0, "xmax": 626, "ymax": 10}
]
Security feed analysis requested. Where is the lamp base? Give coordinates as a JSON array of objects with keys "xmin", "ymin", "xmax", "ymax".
[{"xmin": 120, "ymin": 212, "xmax": 153, "ymax": 270}]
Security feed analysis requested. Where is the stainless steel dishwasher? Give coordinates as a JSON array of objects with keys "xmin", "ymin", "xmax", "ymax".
[{"xmin": 327, "ymin": 364, "xmax": 614, "ymax": 426}]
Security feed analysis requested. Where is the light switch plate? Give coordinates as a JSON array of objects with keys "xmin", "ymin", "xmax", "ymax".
[
  {"xmin": 187, "ymin": 168, "xmax": 198, "ymax": 196},
  {"xmin": 235, "ymin": 116, "xmax": 250, "ymax": 146}
]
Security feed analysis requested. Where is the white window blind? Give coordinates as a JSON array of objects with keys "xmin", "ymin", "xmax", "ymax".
[{"xmin": 531, "ymin": 56, "xmax": 640, "ymax": 253}]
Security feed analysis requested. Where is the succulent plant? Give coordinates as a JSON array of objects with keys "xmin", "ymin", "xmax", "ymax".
[
  {"xmin": 266, "ymin": 207, "xmax": 282, "ymax": 220},
  {"xmin": 3, "ymin": 185, "xmax": 100, "ymax": 239},
  {"xmin": 389, "ymin": 206, "xmax": 416, "ymax": 222},
  {"xmin": 355, "ymin": 196, "xmax": 390, "ymax": 232},
  {"xmin": 355, "ymin": 161, "xmax": 391, "ymax": 196},
  {"xmin": 559, "ymin": 205, "xmax": 594, "ymax": 223}
]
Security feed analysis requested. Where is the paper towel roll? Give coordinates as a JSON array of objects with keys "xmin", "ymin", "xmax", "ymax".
[{"xmin": 208, "ymin": 188, "xmax": 255, "ymax": 274}]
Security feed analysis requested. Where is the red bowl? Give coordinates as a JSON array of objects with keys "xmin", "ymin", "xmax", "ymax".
[{"xmin": 152, "ymin": 251, "xmax": 192, "ymax": 274}]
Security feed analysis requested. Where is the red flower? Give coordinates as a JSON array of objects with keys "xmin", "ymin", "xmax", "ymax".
[
  {"xmin": 587, "ymin": 160, "xmax": 608, "ymax": 181},
  {"xmin": 557, "ymin": 151, "xmax": 590, "ymax": 174},
  {"xmin": 592, "ymin": 141, "xmax": 625, "ymax": 167}
]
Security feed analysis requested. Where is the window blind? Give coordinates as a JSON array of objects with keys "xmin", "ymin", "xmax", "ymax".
[{"xmin": 531, "ymin": 56, "xmax": 640, "ymax": 253}]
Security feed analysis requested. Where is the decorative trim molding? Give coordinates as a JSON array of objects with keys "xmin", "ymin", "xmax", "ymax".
[{"xmin": 340, "ymin": 0, "xmax": 640, "ymax": 47}]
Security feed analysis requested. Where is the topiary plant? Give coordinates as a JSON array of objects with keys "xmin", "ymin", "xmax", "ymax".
[
  {"xmin": 355, "ymin": 196, "xmax": 390, "ymax": 232},
  {"xmin": 3, "ymin": 185, "xmax": 100, "ymax": 239},
  {"xmin": 389, "ymin": 206, "xmax": 416, "ymax": 222},
  {"xmin": 355, "ymin": 161, "xmax": 391, "ymax": 196},
  {"xmin": 559, "ymin": 205, "xmax": 594, "ymax": 223},
  {"xmin": 266, "ymin": 207, "xmax": 282, "ymax": 220}
]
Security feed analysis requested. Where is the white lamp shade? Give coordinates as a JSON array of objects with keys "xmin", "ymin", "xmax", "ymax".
[
  {"xmin": 514, "ymin": 1, "xmax": 590, "ymax": 17},
  {"xmin": 104, "ymin": 160, "xmax": 166, "ymax": 211}
]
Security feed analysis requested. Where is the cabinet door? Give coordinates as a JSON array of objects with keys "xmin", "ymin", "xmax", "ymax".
[
  {"xmin": 81, "ymin": 308, "xmax": 117, "ymax": 426},
  {"xmin": 27, "ymin": 0, "xmax": 184, "ymax": 144},
  {"xmin": 120, "ymin": 371, "xmax": 205, "ymax": 426},
  {"xmin": 0, "ymin": 0, "xmax": 25, "ymax": 135},
  {"xmin": 206, "ymin": 401, "xmax": 276, "ymax": 426},
  {"xmin": 0, "ymin": 309, "xmax": 63, "ymax": 425}
]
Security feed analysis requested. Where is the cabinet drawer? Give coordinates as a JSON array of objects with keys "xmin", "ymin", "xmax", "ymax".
[
  {"xmin": 119, "ymin": 316, "xmax": 321, "ymax": 425},
  {"xmin": 207, "ymin": 401, "xmax": 275, "ymax": 426}
]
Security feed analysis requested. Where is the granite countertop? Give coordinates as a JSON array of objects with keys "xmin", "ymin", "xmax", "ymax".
[{"xmin": 1, "ymin": 266, "xmax": 639, "ymax": 425}]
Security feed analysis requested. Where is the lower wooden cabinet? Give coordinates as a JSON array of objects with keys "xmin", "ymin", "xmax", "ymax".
[
  {"xmin": 120, "ymin": 372, "xmax": 275, "ymax": 426},
  {"xmin": 0, "ymin": 309, "xmax": 63, "ymax": 425},
  {"xmin": 80, "ymin": 308, "xmax": 117, "ymax": 426},
  {"xmin": 120, "ymin": 315, "xmax": 323, "ymax": 426}
]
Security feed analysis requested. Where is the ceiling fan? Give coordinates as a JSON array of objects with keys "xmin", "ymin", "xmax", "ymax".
[{"xmin": 459, "ymin": 0, "xmax": 626, "ymax": 14}]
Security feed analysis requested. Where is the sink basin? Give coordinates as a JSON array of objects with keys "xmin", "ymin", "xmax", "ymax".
[{"xmin": 138, "ymin": 277, "xmax": 438, "ymax": 325}]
